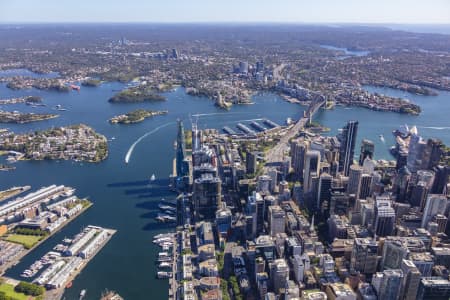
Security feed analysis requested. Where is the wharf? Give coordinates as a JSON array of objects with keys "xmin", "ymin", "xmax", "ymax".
[
  {"xmin": 44, "ymin": 228, "xmax": 117, "ymax": 300},
  {"xmin": 169, "ymin": 235, "xmax": 177, "ymax": 300},
  {"xmin": 0, "ymin": 202, "xmax": 93, "ymax": 275},
  {"xmin": 0, "ymin": 186, "xmax": 31, "ymax": 202}
]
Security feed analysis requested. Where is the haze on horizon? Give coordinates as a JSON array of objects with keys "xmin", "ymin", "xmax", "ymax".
[{"xmin": 0, "ymin": 0, "xmax": 449, "ymax": 24}]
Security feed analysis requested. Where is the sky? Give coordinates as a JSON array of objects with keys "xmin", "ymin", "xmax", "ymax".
[{"xmin": 0, "ymin": 0, "xmax": 449, "ymax": 24}]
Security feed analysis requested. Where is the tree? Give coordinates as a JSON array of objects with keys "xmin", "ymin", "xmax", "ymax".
[{"xmin": 14, "ymin": 281, "xmax": 45, "ymax": 296}]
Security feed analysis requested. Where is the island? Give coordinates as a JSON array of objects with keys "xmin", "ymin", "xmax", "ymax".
[
  {"xmin": 108, "ymin": 85, "xmax": 166, "ymax": 103},
  {"xmin": 0, "ymin": 110, "xmax": 58, "ymax": 124},
  {"xmin": 0, "ymin": 96, "xmax": 43, "ymax": 105},
  {"xmin": 6, "ymin": 78, "xmax": 70, "ymax": 92},
  {"xmin": 0, "ymin": 124, "xmax": 108, "ymax": 162},
  {"xmin": 109, "ymin": 109, "xmax": 168, "ymax": 124}
]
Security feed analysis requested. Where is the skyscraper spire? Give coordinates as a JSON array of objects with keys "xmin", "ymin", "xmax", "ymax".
[{"xmin": 310, "ymin": 214, "xmax": 315, "ymax": 232}]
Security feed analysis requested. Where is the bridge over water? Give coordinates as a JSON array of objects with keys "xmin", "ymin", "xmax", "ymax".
[{"xmin": 264, "ymin": 97, "xmax": 326, "ymax": 166}]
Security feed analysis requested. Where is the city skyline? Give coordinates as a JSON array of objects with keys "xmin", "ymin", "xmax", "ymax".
[{"xmin": 1, "ymin": 0, "xmax": 450, "ymax": 24}]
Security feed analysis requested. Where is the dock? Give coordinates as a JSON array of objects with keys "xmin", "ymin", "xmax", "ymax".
[{"xmin": 41, "ymin": 226, "xmax": 117, "ymax": 300}]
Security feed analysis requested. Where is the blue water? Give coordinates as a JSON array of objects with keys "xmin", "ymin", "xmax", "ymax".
[
  {"xmin": 0, "ymin": 73, "xmax": 303, "ymax": 300},
  {"xmin": 0, "ymin": 69, "xmax": 449, "ymax": 299},
  {"xmin": 320, "ymin": 44, "xmax": 370, "ymax": 58},
  {"xmin": 315, "ymin": 86, "xmax": 450, "ymax": 160}
]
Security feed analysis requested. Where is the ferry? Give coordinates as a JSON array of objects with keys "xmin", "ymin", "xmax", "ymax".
[
  {"xmin": 153, "ymin": 237, "xmax": 172, "ymax": 244},
  {"xmin": 70, "ymin": 84, "xmax": 81, "ymax": 91}
]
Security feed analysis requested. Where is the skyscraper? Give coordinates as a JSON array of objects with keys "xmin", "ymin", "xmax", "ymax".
[
  {"xmin": 317, "ymin": 173, "xmax": 332, "ymax": 209},
  {"xmin": 417, "ymin": 277, "xmax": 450, "ymax": 300},
  {"xmin": 374, "ymin": 199, "xmax": 396, "ymax": 237},
  {"xmin": 291, "ymin": 139, "xmax": 309, "ymax": 181},
  {"xmin": 359, "ymin": 139, "xmax": 375, "ymax": 165},
  {"xmin": 268, "ymin": 205, "xmax": 285, "ymax": 237},
  {"xmin": 401, "ymin": 260, "xmax": 421, "ymax": 300},
  {"xmin": 422, "ymin": 194, "xmax": 448, "ymax": 228},
  {"xmin": 351, "ymin": 238, "xmax": 378, "ymax": 275},
  {"xmin": 246, "ymin": 192, "xmax": 265, "ymax": 237},
  {"xmin": 347, "ymin": 164, "xmax": 363, "ymax": 196},
  {"xmin": 176, "ymin": 119, "xmax": 187, "ymax": 177},
  {"xmin": 304, "ymin": 150, "xmax": 320, "ymax": 193},
  {"xmin": 269, "ymin": 259, "xmax": 289, "ymax": 294},
  {"xmin": 359, "ymin": 173, "xmax": 373, "ymax": 200},
  {"xmin": 246, "ymin": 151, "xmax": 257, "ymax": 175},
  {"xmin": 407, "ymin": 130, "xmax": 427, "ymax": 173},
  {"xmin": 338, "ymin": 120, "xmax": 359, "ymax": 176},
  {"xmin": 193, "ymin": 173, "xmax": 221, "ymax": 221},
  {"xmin": 374, "ymin": 269, "xmax": 403, "ymax": 300},
  {"xmin": 432, "ymin": 165, "xmax": 450, "ymax": 194}
]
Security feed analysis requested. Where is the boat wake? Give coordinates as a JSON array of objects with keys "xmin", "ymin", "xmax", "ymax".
[
  {"xmin": 192, "ymin": 112, "xmax": 248, "ymax": 117},
  {"xmin": 419, "ymin": 126, "xmax": 450, "ymax": 130},
  {"xmin": 125, "ymin": 122, "xmax": 174, "ymax": 164},
  {"xmin": 235, "ymin": 118, "xmax": 264, "ymax": 122}
]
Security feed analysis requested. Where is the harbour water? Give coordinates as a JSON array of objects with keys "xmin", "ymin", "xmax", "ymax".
[
  {"xmin": 0, "ymin": 76, "xmax": 303, "ymax": 299},
  {"xmin": 319, "ymin": 44, "xmax": 370, "ymax": 58},
  {"xmin": 315, "ymin": 85, "xmax": 450, "ymax": 159},
  {"xmin": 0, "ymin": 70, "xmax": 449, "ymax": 299}
]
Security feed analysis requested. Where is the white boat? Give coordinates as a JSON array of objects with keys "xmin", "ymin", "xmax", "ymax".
[
  {"xmin": 157, "ymin": 271, "xmax": 172, "ymax": 279},
  {"xmin": 153, "ymin": 237, "xmax": 172, "ymax": 244},
  {"xmin": 153, "ymin": 233, "xmax": 174, "ymax": 239},
  {"xmin": 150, "ymin": 174, "xmax": 156, "ymax": 181},
  {"xmin": 159, "ymin": 262, "xmax": 171, "ymax": 268}
]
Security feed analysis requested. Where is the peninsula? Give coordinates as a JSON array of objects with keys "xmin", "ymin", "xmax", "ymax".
[
  {"xmin": 0, "ymin": 110, "xmax": 58, "ymax": 124},
  {"xmin": 0, "ymin": 96, "xmax": 43, "ymax": 105},
  {"xmin": 0, "ymin": 124, "xmax": 108, "ymax": 162}
]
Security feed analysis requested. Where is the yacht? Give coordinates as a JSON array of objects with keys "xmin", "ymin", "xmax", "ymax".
[
  {"xmin": 158, "ymin": 262, "xmax": 171, "ymax": 269},
  {"xmin": 157, "ymin": 271, "xmax": 172, "ymax": 279}
]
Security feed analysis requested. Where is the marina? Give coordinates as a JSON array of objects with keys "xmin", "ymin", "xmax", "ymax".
[{"xmin": 17, "ymin": 225, "xmax": 116, "ymax": 300}]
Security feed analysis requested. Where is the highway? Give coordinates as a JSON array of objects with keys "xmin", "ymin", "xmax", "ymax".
[{"xmin": 264, "ymin": 98, "xmax": 325, "ymax": 167}]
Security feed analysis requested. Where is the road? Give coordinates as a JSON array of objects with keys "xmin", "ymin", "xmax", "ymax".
[{"xmin": 264, "ymin": 98, "xmax": 325, "ymax": 168}]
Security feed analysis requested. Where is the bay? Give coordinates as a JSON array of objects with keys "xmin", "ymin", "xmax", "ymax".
[{"xmin": 0, "ymin": 77, "xmax": 303, "ymax": 300}]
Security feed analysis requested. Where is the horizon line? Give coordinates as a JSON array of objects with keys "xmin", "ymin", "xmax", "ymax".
[{"xmin": 1, "ymin": 21, "xmax": 450, "ymax": 26}]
